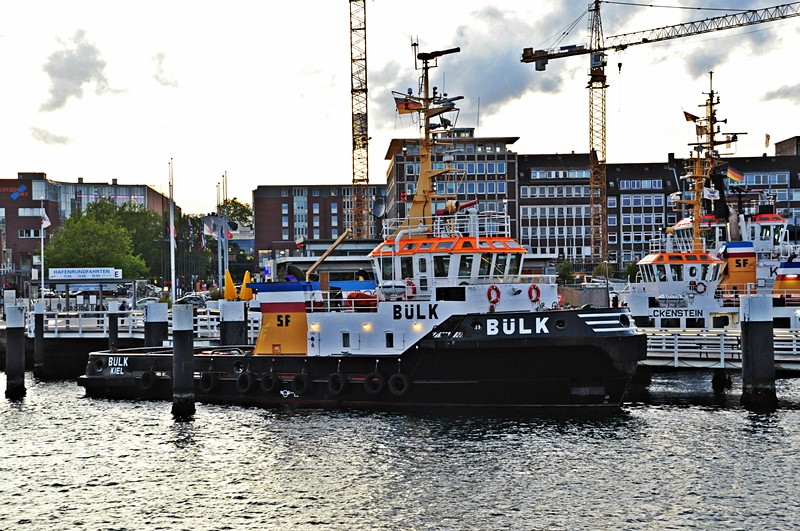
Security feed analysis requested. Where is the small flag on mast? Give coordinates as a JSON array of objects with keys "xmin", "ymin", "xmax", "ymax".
[
  {"xmin": 41, "ymin": 209, "xmax": 51, "ymax": 229},
  {"xmin": 394, "ymin": 93, "xmax": 422, "ymax": 114},
  {"xmin": 727, "ymin": 166, "xmax": 744, "ymax": 182},
  {"xmin": 683, "ymin": 111, "xmax": 699, "ymax": 122}
]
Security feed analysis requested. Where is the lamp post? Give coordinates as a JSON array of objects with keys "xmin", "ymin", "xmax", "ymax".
[{"xmin": 603, "ymin": 260, "xmax": 610, "ymax": 307}]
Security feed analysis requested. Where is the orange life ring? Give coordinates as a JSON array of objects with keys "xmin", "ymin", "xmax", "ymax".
[
  {"xmin": 528, "ymin": 284, "xmax": 541, "ymax": 303},
  {"xmin": 487, "ymin": 284, "xmax": 501, "ymax": 305},
  {"xmin": 695, "ymin": 281, "xmax": 707, "ymax": 294},
  {"xmin": 405, "ymin": 280, "xmax": 417, "ymax": 300}
]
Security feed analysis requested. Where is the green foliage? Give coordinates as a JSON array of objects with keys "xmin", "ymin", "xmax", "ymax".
[
  {"xmin": 556, "ymin": 261, "xmax": 575, "ymax": 283},
  {"xmin": 45, "ymin": 215, "xmax": 148, "ymax": 278},
  {"xmin": 592, "ymin": 261, "xmax": 613, "ymax": 279},
  {"xmin": 219, "ymin": 197, "xmax": 253, "ymax": 227},
  {"xmin": 621, "ymin": 261, "xmax": 640, "ymax": 282}
]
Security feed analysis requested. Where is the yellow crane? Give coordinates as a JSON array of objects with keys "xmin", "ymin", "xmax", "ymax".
[
  {"xmin": 350, "ymin": 0, "xmax": 370, "ymax": 239},
  {"xmin": 522, "ymin": 1, "xmax": 800, "ymax": 263}
]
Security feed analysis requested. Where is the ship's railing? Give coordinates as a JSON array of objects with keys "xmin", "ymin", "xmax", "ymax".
[
  {"xmin": 301, "ymin": 274, "xmax": 559, "ymax": 312},
  {"xmin": 648, "ymin": 236, "xmax": 708, "ymax": 254},
  {"xmin": 713, "ymin": 286, "xmax": 800, "ymax": 307},
  {"xmin": 382, "ymin": 212, "xmax": 511, "ymax": 239}
]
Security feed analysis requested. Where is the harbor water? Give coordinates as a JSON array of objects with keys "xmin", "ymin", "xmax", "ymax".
[{"xmin": 3, "ymin": 372, "xmax": 800, "ymax": 530}]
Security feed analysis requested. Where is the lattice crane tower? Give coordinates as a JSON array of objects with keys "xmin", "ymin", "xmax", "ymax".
[{"xmin": 350, "ymin": 0, "xmax": 370, "ymax": 239}]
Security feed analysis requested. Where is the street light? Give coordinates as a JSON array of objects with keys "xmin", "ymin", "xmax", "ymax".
[{"xmin": 603, "ymin": 260, "xmax": 610, "ymax": 307}]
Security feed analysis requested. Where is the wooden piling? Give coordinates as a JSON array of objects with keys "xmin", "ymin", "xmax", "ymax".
[
  {"xmin": 108, "ymin": 310, "xmax": 118, "ymax": 353},
  {"xmin": 220, "ymin": 300, "xmax": 247, "ymax": 345},
  {"xmin": 5, "ymin": 307, "xmax": 26, "ymax": 399},
  {"xmin": 740, "ymin": 295, "xmax": 778, "ymax": 410},
  {"xmin": 144, "ymin": 303, "xmax": 169, "ymax": 347},
  {"xmin": 171, "ymin": 304, "xmax": 195, "ymax": 417},
  {"xmin": 33, "ymin": 302, "xmax": 44, "ymax": 377}
]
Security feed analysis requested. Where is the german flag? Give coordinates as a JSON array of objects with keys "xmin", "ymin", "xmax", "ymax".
[
  {"xmin": 726, "ymin": 166, "xmax": 743, "ymax": 182},
  {"xmin": 394, "ymin": 93, "xmax": 422, "ymax": 114}
]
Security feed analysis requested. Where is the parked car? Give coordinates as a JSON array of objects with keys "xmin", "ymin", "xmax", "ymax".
[
  {"xmin": 135, "ymin": 297, "xmax": 160, "ymax": 309},
  {"xmin": 174, "ymin": 294, "xmax": 207, "ymax": 309}
]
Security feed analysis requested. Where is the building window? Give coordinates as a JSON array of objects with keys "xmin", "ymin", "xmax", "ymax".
[
  {"xmin": 608, "ymin": 215, "xmax": 617, "ymax": 226},
  {"xmin": 282, "ymin": 189, "xmax": 289, "ymax": 197},
  {"xmin": 19, "ymin": 229, "xmax": 41, "ymax": 238},
  {"xmin": 331, "ymin": 215, "xmax": 338, "ymax": 226},
  {"xmin": 313, "ymin": 203, "xmax": 320, "ymax": 214},
  {"xmin": 608, "ymin": 197, "xmax": 617, "ymax": 208},
  {"xmin": 313, "ymin": 216, "xmax": 320, "ymax": 227},
  {"xmin": 332, "ymin": 228, "xmax": 338, "ymax": 239},
  {"xmin": 18, "ymin": 208, "xmax": 44, "ymax": 217},
  {"xmin": 312, "ymin": 189, "xmax": 320, "ymax": 197},
  {"xmin": 282, "ymin": 204, "xmax": 289, "ymax": 214},
  {"xmin": 282, "ymin": 216, "xmax": 289, "ymax": 227},
  {"xmin": 313, "ymin": 229, "xmax": 320, "ymax": 239}
]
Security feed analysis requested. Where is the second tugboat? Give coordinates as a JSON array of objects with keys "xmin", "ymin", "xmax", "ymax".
[{"xmin": 79, "ymin": 44, "xmax": 646, "ymax": 415}]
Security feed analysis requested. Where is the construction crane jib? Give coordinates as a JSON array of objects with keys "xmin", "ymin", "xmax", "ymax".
[{"xmin": 522, "ymin": 0, "xmax": 800, "ymax": 264}]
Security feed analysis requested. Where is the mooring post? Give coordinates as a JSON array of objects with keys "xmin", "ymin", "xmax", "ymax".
[
  {"xmin": 219, "ymin": 300, "xmax": 246, "ymax": 345},
  {"xmin": 740, "ymin": 294, "xmax": 778, "ymax": 410},
  {"xmin": 5, "ymin": 306, "xmax": 26, "ymax": 399},
  {"xmin": 33, "ymin": 301, "xmax": 45, "ymax": 377},
  {"xmin": 171, "ymin": 304, "xmax": 195, "ymax": 417},
  {"xmin": 108, "ymin": 309, "xmax": 119, "ymax": 353},
  {"xmin": 144, "ymin": 303, "xmax": 169, "ymax": 348}
]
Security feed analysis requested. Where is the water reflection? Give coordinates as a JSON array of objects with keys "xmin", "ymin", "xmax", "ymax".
[{"xmin": 3, "ymin": 373, "xmax": 800, "ymax": 530}]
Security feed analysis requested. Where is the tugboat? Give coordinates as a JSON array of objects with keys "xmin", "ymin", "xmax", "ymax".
[
  {"xmin": 621, "ymin": 74, "xmax": 800, "ymax": 333},
  {"xmin": 78, "ymin": 44, "xmax": 646, "ymax": 414}
]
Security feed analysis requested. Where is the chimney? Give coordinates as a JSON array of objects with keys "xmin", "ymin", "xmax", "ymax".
[
  {"xmin": 78, "ymin": 177, "xmax": 84, "ymax": 183},
  {"xmin": 112, "ymin": 178, "xmax": 118, "ymax": 185}
]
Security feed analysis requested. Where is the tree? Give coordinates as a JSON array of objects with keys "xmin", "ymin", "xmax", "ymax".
[
  {"xmin": 83, "ymin": 199, "xmax": 163, "ymax": 276},
  {"xmin": 44, "ymin": 216, "xmax": 148, "ymax": 278},
  {"xmin": 592, "ymin": 261, "xmax": 613, "ymax": 279},
  {"xmin": 219, "ymin": 197, "xmax": 253, "ymax": 227},
  {"xmin": 556, "ymin": 261, "xmax": 575, "ymax": 283},
  {"xmin": 621, "ymin": 261, "xmax": 640, "ymax": 283}
]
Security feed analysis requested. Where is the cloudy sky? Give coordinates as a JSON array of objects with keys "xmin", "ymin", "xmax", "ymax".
[{"xmin": 2, "ymin": 1, "xmax": 799, "ymax": 215}]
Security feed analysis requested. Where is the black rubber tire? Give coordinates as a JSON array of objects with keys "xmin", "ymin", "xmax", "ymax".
[
  {"xmin": 292, "ymin": 373, "xmax": 311, "ymax": 396},
  {"xmin": 364, "ymin": 372, "xmax": 385, "ymax": 395},
  {"xmin": 200, "ymin": 372, "xmax": 218, "ymax": 393},
  {"xmin": 140, "ymin": 370, "xmax": 157, "ymax": 391},
  {"xmin": 261, "ymin": 372, "xmax": 279, "ymax": 393},
  {"xmin": 327, "ymin": 372, "xmax": 349, "ymax": 396},
  {"xmin": 388, "ymin": 373, "xmax": 411, "ymax": 397},
  {"xmin": 236, "ymin": 372, "xmax": 254, "ymax": 393}
]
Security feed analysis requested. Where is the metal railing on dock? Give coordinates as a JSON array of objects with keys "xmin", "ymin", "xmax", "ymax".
[
  {"xmin": 643, "ymin": 328, "xmax": 800, "ymax": 371},
  {"xmin": 23, "ymin": 308, "xmax": 262, "ymax": 344}
]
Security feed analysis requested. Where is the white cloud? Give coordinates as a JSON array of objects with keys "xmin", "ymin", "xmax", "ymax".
[
  {"xmin": 30, "ymin": 127, "xmax": 72, "ymax": 145},
  {"xmin": 152, "ymin": 52, "xmax": 179, "ymax": 88},
  {"xmin": 39, "ymin": 30, "xmax": 123, "ymax": 112}
]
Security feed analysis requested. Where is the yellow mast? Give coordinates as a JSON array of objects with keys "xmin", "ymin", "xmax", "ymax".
[
  {"xmin": 673, "ymin": 72, "xmax": 739, "ymax": 253},
  {"xmin": 393, "ymin": 45, "xmax": 461, "ymax": 238}
]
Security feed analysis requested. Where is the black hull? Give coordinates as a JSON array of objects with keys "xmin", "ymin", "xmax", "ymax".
[{"xmin": 78, "ymin": 308, "xmax": 646, "ymax": 416}]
